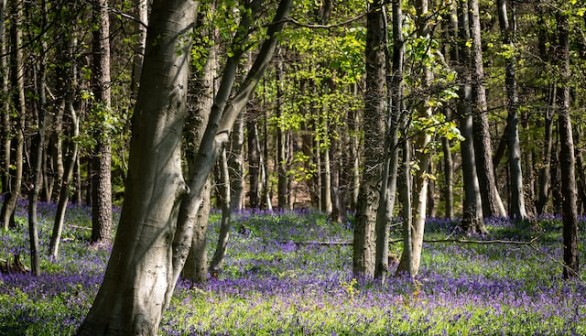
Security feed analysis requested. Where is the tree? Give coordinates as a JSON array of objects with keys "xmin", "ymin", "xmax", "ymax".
[
  {"xmin": 49, "ymin": 16, "xmax": 82, "ymax": 260},
  {"xmin": 352, "ymin": 0, "xmax": 386, "ymax": 278},
  {"xmin": 78, "ymin": 0, "xmax": 292, "ymax": 332},
  {"xmin": 27, "ymin": 0, "xmax": 49, "ymax": 276},
  {"xmin": 76, "ymin": 1, "xmax": 198, "ymax": 333},
  {"xmin": 455, "ymin": 0, "xmax": 485, "ymax": 234},
  {"xmin": 90, "ymin": 0, "xmax": 113, "ymax": 245},
  {"xmin": 555, "ymin": 10, "xmax": 579, "ymax": 279},
  {"xmin": 0, "ymin": 0, "xmax": 8, "ymax": 199},
  {"xmin": 497, "ymin": 0, "xmax": 527, "ymax": 221},
  {"xmin": 1, "ymin": 0, "xmax": 26, "ymax": 230},
  {"xmin": 469, "ymin": 0, "xmax": 506, "ymax": 218},
  {"xmin": 374, "ymin": 0, "xmax": 401, "ymax": 280}
]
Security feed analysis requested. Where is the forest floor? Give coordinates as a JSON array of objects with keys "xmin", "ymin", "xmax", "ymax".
[{"xmin": 0, "ymin": 200, "xmax": 585, "ymax": 335}]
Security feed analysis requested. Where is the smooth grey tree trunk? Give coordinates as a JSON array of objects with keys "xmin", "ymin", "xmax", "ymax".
[
  {"xmin": 353, "ymin": 0, "xmax": 386, "ymax": 277},
  {"xmin": 455, "ymin": 0, "xmax": 485, "ymax": 234},
  {"xmin": 131, "ymin": 0, "xmax": 149, "ymax": 99},
  {"xmin": 555, "ymin": 12, "xmax": 579, "ymax": 279},
  {"xmin": 49, "ymin": 105, "xmax": 79, "ymax": 260},
  {"xmin": 261, "ymin": 106, "xmax": 273, "ymax": 211},
  {"xmin": 180, "ymin": 22, "xmax": 217, "ymax": 283},
  {"xmin": 396, "ymin": 0, "xmax": 433, "ymax": 277},
  {"xmin": 90, "ymin": 0, "xmax": 113, "ymax": 245},
  {"xmin": 441, "ymin": 108, "xmax": 454, "ymax": 219},
  {"xmin": 170, "ymin": 0, "xmax": 291, "ymax": 290},
  {"xmin": 76, "ymin": 1, "xmax": 197, "ymax": 333},
  {"xmin": 497, "ymin": 0, "xmax": 526, "ymax": 221},
  {"xmin": 210, "ymin": 149, "xmax": 231, "ymax": 273},
  {"xmin": 228, "ymin": 110, "xmax": 245, "ymax": 211},
  {"xmin": 27, "ymin": 1, "xmax": 48, "ymax": 276},
  {"xmin": 536, "ymin": 86, "xmax": 555, "ymax": 215},
  {"xmin": 181, "ymin": 178, "xmax": 210, "ymax": 282},
  {"xmin": 469, "ymin": 0, "xmax": 506, "ymax": 218},
  {"xmin": 374, "ymin": 1, "xmax": 400, "ymax": 280}
]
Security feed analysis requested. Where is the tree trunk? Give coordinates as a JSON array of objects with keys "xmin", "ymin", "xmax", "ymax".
[
  {"xmin": 77, "ymin": 2, "xmax": 197, "ymax": 333},
  {"xmin": 396, "ymin": 0, "xmax": 433, "ymax": 277},
  {"xmin": 180, "ymin": 35, "xmax": 216, "ymax": 283},
  {"xmin": 574, "ymin": 125, "xmax": 586, "ymax": 214},
  {"xmin": 228, "ymin": 110, "xmax": 245, "ymax": 211},
  {"xmin": 497, "ymin": 0, "xmax": 526, "ymax": 221},
  {"xmin": 49, "ymin": 106, "xmax": 79, "ymax": 260},
  {"xmin": 320, "ymin": 127, "xmax": 332, "ymax": 214},
  {"xmin": 261, "ymin": 106, "xmax": 273, "ymax": 210},
  {"xmin": 1, "ymin": 0, "xmax": 26, "ymax": 230},
  {"xmin": 349, "ymin": 86, "xmax": 361, "ymax": 211},
  {"xmin": 536, "ymin": 85, "xmax": 555, "ymax": 215},
  {"xmin": 48, "ymin": 14, "xmax": 80, "ymax": 260},
  {"xmin": 131, "ymin": 0, "xmax": 149, "ymax": 99},
  {"xmin": 172, "ymin": 0, "xmax": 291, "ymax": 293},
  {"xmin": 330, "ymin": 122, "xmax": 342, "ymax": 222},
  {"xmin": 352, "ymin": 0, "xmax": 386, "ymax": 277},
  {"xmin": 374, "ymin": 1, "xmax": 400, "ymax": 280},
  {"xmin": 247, "ymin": 118, "xmax": 260, "ymax": 208},
  {"xmin": 27, "ymin": 1, "xmax": 48, "ymax": 276},
  {"xmin": 90, "ymin": 0, "xmax": 113, "ymax": 245},
  {"xmin": 210, "ymin": 149, "xmax": 231, "ymax": 273},
  {"xmin": 469, "ymin": 0, "xmax": 506, "ymax": 218},
  {"xmin": 456, "ymin": 0, "xmax": 485, "ymax": 234},
  {"xmin": 442, "ymin": 109, "xmax": 454, "ymax": 219},
  {"xmin": 0, "ymin": 0, "xmax": 9, "ymax": 196},
  {"xmin": 181, "ymin": 178, "xmax": 210, "ymax": 282},
  {"xmin": 276, "ymin": 54, "xmax": 288, "ymax": 210},
  {"xmin": 396, "ymin": 137, "xmax": 413, "ymax": 278},
  {"xmin": 555, "ymin": 11, "xmax": 579, "ymax": 279}
]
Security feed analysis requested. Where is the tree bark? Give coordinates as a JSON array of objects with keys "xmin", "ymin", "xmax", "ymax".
[
  {"xmin": 276, "ymin": 54, "xmax": 288, "ymax": 210},
  {"xmin": 180, "ymin": 33, "xmax": 216, "ymax": 283},
  {"xmin": 48, "ymin": 15, "xmax": 80, "ymax": 260},
  {"xmin": 247, "ymin": 118, "xmax": 260, "ymax": 208},
  {"xmin": 1, "ymin": 0, "xmax": 26, "ymax": 230},
  {"xmin": 352, "ymin": 0, "xmax": 386, "ymax": 277},
  {"xmin": 90, "ymin": 0, "xmax": 113, "ymax": 245},
  {"xmin": 374, "ymin": 1, "xmax": 400, "ymax": 280},
  {"xmin": 469, "ymin": 0, "xmax": 506, "ymax": 218},
  {"xmin": 497, "ymin": 0, "xmax": 526, "ymax": 221},
  {"xmin": 27, "ymin": 0, "xmax": 48, "ymax": 276},
  {"xmin": 441, "ymin": 108, "xmax": 454, "ymax": 219},
  {"xmin": 228, "ymin": 109, "xmax": 245, "ymax": 211},
  {"xmin": 396, "ymin": 0, "xmax": 434, "ymax": 277},
  {"xmin": 210, "ymin": 149, "xmax": 231, "ymax": 273},
  {"xmin": 456, "ymin": 0, "xmax": 485, "ymax": 234},
  {"xmin": 0, "ymin": 0, "xmax": 9, "ymax": 196},
  {"xmin": 536, "ymin": 86, "xmax": 555, "ymax": 215},
  {"xmin": 131, "ymin": 0, "xmax": 149, "ymax": 99},
  {"xmin": 171, "ymin": 0, "xmax": 291, "ymax": 292},
  {"xmin": 77, "ymin": 1, "xmax": 196, "ymax": 333},
  {"xmin": 555, "ymin": 11, "xmax": 579, "ymax": 279}
]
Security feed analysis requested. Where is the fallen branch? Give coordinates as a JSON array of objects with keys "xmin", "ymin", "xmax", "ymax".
[
  {"xmin": 278, "ymin": 237, "xmax": 539, "ymax": 247},
  {"xmin": 277, "ymin": 240, "xmax": 351, "ymax": 246},
  {"xmin": 390, "ymin": 237, "xmax": 539, "ymax": 245}
]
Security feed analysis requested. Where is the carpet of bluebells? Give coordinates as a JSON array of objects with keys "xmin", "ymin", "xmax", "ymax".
[{"xmin": 1, "ymin": 199, "xmax": 585, "ymax": 335}]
